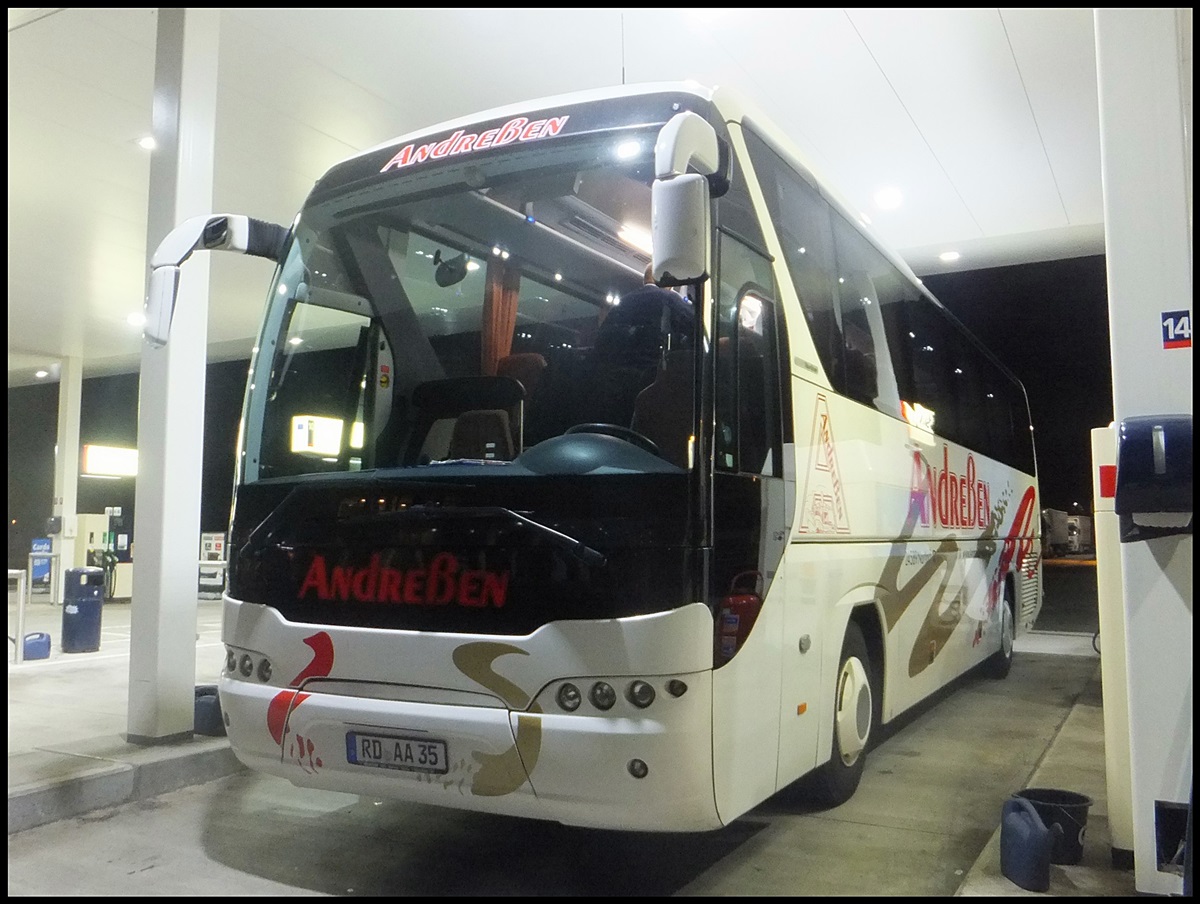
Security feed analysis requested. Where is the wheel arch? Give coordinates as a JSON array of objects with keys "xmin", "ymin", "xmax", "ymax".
[{"xmin": 848, "ymin": 602, "xmax": 885, "ymax": 728}]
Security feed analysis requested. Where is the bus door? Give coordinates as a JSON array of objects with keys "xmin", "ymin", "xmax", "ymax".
[{"xmin": 709, "ymin": 231, "xmax": 796, "ymax": 813}]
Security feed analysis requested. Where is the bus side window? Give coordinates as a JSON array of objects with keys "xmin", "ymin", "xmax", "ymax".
[
  {"xmin": 829, "ymin": 215, "xmax": 903, "ymax": 419},
  {"xmin": 740, "ymin": 127, "xmax": 844, "ymax": 392}
]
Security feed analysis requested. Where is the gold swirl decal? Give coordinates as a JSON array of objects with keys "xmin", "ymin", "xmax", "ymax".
[
  {"xmin": 848, "ymin": 454, "xmax": 1021, "ymax": 677},
  {"xmin": 451, "ymin": 642, "xmax": 543, "ymax": 797}
]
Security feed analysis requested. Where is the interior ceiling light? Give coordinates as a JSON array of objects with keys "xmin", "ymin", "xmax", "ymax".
[
  {"xmin": 127, "ymin": 312, "xmax": 146, "ymax": 327},
  {"xmin": 939, "ymin": 251, "xmax": 961, "ymax": 263},
  {"xmin": 615, "ymin": 140, "xmax": 641, "ymax": 160},
  {"xmin": 35, "ymin": 370, "xmax": 49, "ymax": 379},
  {"xmin": 137, "ymin": 135, "xmax": 157, "ymax": 150},
  {"xmin": 874, "ymin": 187, "xmax": 903, "ymax": 210}
]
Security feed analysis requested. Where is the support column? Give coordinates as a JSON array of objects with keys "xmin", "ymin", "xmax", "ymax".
[
  {"xmin": 51, "ymin": 355, "xmax": 82, "ymax": 600},
  {"xmin": 1094, "ymin": 8, "xmax": 1192, "ymax": 896},
  {"xmin": 128, "ymin": 7, "xmax": 220, "ymax": 744}
]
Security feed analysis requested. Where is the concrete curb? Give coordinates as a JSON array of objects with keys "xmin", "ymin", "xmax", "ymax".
[{"xmin": 8, "ymin": 735, "xmax": 246, "ymax": 835}]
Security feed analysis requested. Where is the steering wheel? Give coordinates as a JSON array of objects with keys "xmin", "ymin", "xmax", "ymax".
[{"xmin": 565, "ymin": 423, "xmax": 663, "ymax": 458}]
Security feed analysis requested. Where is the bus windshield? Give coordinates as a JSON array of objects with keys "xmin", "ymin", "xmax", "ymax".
[{"xmin": 240, "ymin": 124, "xmax": 698, "ymax": 486}]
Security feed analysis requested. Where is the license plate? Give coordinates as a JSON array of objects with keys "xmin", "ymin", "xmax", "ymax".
[{"xmin": 345, "ymin": 731, "xmax": 449, "ymax": 774}]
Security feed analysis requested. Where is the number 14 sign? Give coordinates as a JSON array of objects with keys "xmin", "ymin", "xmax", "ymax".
[{"xmin": 1161, "ymin": 310, "xmax": 1192, "ymax": 349}]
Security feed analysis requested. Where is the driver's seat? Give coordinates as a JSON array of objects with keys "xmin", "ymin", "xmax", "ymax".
[{"xmin": 631, "ymin": 350, "xmax": 693, "ymax": 468}]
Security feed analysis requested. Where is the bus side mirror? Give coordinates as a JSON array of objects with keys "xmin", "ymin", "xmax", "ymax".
[
  {"xmin": 143, "ymin": 214, "xmax": 288, "ymax": 347},
  {"xmin": 651, "ymin": 111, "xmax": 723, "ymax": 287}
]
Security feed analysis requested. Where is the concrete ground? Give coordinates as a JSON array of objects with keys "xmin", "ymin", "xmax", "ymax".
[{"xmin": 7, "ymin": 566, "xmax": 1139, "ymax": 895}]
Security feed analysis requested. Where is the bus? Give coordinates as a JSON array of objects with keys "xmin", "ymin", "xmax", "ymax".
[{"xmin": 147, "ymin": 81, "xmax": 1042, "ymax": 832}]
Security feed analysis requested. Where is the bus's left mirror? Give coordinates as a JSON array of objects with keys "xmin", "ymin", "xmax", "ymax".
[{"xmin": 142, "ymin": 214, "xmax": 288, "ymax": 347}]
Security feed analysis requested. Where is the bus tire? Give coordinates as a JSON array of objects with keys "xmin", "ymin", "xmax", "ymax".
[
  {"xmin": 808, "ymin": 620, "xmax": 875, "ymax": 807},
  {"xmin": 984, "ymin": 582, "xmax": 1016, "ymax": 680}
]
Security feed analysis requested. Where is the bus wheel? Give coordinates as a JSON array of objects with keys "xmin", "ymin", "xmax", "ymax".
[
  {"xmin": 808, "ymin": 620, "xmax": 874, "ymax": 807},
  {"xmin": 984, "ymin": 583, "xmax": 1016, "ymax": 680}
]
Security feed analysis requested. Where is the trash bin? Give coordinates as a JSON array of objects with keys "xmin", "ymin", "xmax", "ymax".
[
  {"xmin": 1015, "ymin": 788, "xmax": 1094, "ymax": 865},
  {"xmin": 61, "ymin": 566, "xmax": 105, "ymax": 653}
]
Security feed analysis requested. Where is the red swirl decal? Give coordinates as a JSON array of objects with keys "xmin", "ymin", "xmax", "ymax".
[{"xmin": 267, "ymin": 631, "xmax": 334, "ymax": 745}]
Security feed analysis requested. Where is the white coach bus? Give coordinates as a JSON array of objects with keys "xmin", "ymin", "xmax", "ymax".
[{"xmin": 148, "ymin": 81, "xmax": 1042, "ymax": 831}]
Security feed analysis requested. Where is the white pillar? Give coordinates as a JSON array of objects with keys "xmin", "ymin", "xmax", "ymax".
[
  {"xmin": 1094, "ymin": 8, "xmax": 1192, "ymax": 895},
  {"xmin": 128, "ymin": 7, "xmax": 220, "ymax": 744},
  {"xmin": 51, "ymin": 355, "xmax": 82, "ymax": 601}
]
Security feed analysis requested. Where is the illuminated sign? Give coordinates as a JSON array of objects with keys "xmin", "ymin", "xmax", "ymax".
[
  {"xmin": 81, "ymin": 444, "xmax": 138, "ymax": 477},
  {"xmin": 379, "ymin": 115, "xmax": 570, "ymax": 173},
  {"xmin": 298, "ymin": 552, "xmax": 510, "ymax": 609},
  {"xmin": 901, "ymin": 400, "xmax": 936, "ymax": 433},
  {"xmin": 291, "ymin": 415, "xmax": 345, "ymax": 457}
]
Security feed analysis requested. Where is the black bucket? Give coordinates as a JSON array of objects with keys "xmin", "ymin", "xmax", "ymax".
[{"xmin": 1015, "ymin": 788, "xmax": 1094, "ymax": 864}]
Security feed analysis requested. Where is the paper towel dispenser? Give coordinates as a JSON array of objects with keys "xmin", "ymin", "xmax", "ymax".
[{"xmin": 1114, "ymin": 414, "xmax": 1192, "ymax": 542}]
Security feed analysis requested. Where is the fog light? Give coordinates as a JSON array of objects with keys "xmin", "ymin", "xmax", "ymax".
[
  {"xmin": 556, "ymin": 683, "xmax": 581, "ymax": 712},
  {"xmin": 628, "ymin": 759, "xmax": 649, "ymax": 779},
  {"xmin": 239, "ymin": 654, "xmax": 254, "ymax": 677},
  {"xmin": 589, "ymin": 681, "xmax": 616, "ymax": 710},
  {"xmin": 627, "ymin": 680, "xmax": 655, "ymax": 708},
  {"xmin": 256, "ymin": 658, "xmax": 272, "ymax": 682}
]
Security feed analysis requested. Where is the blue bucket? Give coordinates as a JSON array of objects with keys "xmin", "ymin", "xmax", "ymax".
[{"xmin": 1016, "ymin": 788, "xmax": 1093, "ymax": 865}]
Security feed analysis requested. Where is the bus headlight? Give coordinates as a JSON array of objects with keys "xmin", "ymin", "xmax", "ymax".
[
  {"xmin": 239, "ymin": 654, "xmax": 254, "ymax": 678},
  {"xmin": 556, "ymin": 683, "xmax": 582, "ymax": 712},
  {"xmin": 626, "ymin": 680, "xmax": 655, "ymax": 708},
  {"xmin": 589, "ymin": 681, "xmax": 616, "ymax": 710},
  {"xmin": 225, "ymin": 649, "xmax": 238, "ymax": 674},
  {"xmin": 256, "ymin": 658, "xmax": 272, "ymax": 682}
]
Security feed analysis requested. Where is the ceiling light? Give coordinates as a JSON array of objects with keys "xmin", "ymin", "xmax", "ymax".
[
  {"xmin": 137, "ymin": 136, "xmax": 157, "ymax": 151},
  {"xmin": 35, "ymin": 370, "xmax": 49, "ymax": 379},
  {"xmin": 939, "ymin": 251, "xmax": 961, "ymax": 263},
  {"xmin": 874, "ymin": 187, "xmax": 903, "ymax": 210},
  {"xmin": 617, "ymin": 222, "xmax": 653, "ymax": 255},
  {"xmin": 127, "ymin": 312, "xmax": 146, "ymax": 327}
]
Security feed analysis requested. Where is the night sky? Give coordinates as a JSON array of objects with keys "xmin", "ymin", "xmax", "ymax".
[{"xmin": 921, "ymin": 253, "xmax": 1113, "ymax": 515}]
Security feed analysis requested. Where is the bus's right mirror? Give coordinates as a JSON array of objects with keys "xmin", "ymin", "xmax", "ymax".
[{"xmin": 651, "ymin": 111, "xmax": 720, "ymax": 286}]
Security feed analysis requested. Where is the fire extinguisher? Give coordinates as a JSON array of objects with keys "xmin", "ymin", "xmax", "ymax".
[{"xmin": 714, "ymin": 571, "xmax": 764, "ymax": 665}]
